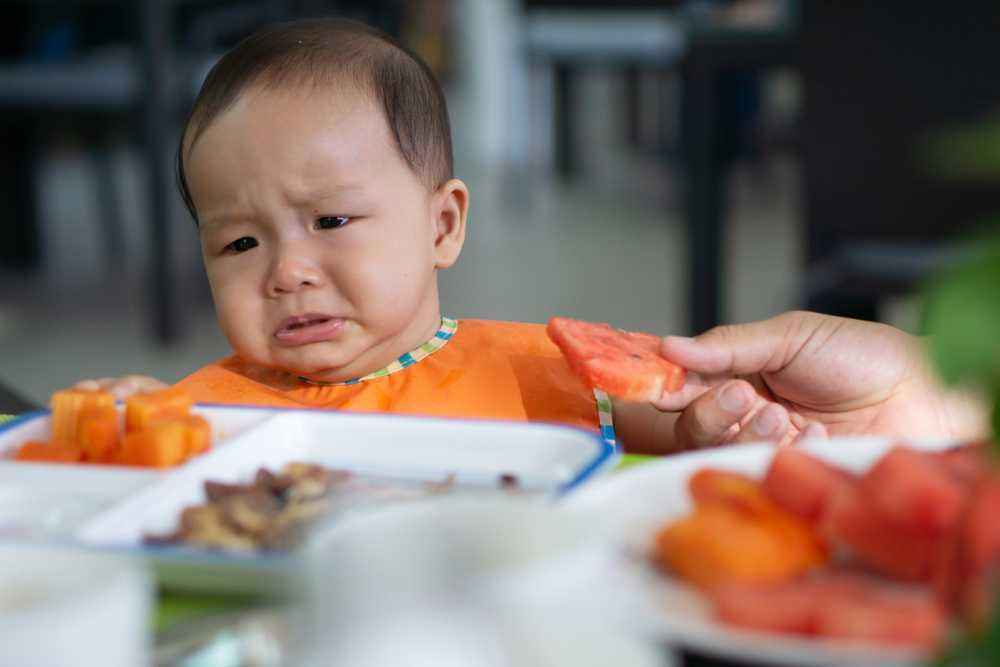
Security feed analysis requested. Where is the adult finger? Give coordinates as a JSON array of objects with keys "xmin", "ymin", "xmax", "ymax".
[
  {"xmin": 731, "ymin": 402, "xmax": 791, "ymax": 445},
  {"xmin": 660, "ymin": 311, "xmax": 828, "ymax": 377},
  {"xmin": 649, "ymin": 372, "xmax": 714, "ymax": 412},
  {"xmin": 673, "ymin": 380, "xmax": 757, "ymax": 450}
]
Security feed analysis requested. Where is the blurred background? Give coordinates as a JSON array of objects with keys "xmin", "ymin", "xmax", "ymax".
[{"xmin": 1, "ymin": 0, "xmax": 999, "ymax": 408}]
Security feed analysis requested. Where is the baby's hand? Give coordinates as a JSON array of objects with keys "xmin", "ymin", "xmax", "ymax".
[{"xmin": 73, "ymin": 375, "xmax": 168, "ymax": 400}]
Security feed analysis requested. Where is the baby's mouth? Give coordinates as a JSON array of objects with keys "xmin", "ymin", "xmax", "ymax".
[{"xmin": 274, "ymin": 314, "xmax": 346, "ymax": 345}]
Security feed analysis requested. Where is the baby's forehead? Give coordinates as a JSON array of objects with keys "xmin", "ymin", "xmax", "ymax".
[
  {"xmin": 184, "ymin": 81, "xmax": 431, "ymax": 212},
  {"xmin": 192, "ymin": 81, "xmax": 390, "ymax": 161}
]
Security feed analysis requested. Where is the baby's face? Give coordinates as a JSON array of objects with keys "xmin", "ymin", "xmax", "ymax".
[{"xmin": 185, "ymin": 85, "xmax": 456, "ymax": 382}]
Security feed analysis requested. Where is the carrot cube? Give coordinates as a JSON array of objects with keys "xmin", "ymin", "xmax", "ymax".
[
  {"xmin": 125, "ymin": 387, "xmax": 193, "ymax": 433},
  {"xmin": 121, "ymin": 421, "xmax": 190, "ymax": 468},
  {"xmin": 148, "ymin": 414, "xmax": 212, "ymax": 458},
  {"xmin": 14, "ymin": 440, "xmax": 83, "ymax": 464},
  {"xmin": 78, "ymin": 405, "xmax": 120, "ymax": 463},
  {"xmin": 50, "ymin": 388, "xmax": 114, "ymax": 444},
  {"xmin": 181, "ymin": 414, "xmax": 212, "ymax": 456}
]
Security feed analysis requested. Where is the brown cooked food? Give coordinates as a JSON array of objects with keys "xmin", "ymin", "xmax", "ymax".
[
  {"xmin": 144, "ymin": 464, "xmax": 525, "ymax": 554},
  {"xmin": 144, "ymin": 462, "xmax": 343, "ymax": 553}
]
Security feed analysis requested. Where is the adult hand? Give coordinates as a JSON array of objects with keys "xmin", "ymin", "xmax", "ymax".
[
  {"xmin": 651, "ymin": 311, "xmax": 988, "ymax": 450},
  {"xmin": 73, "ymin": 375, "xmax": 168, "ymax": 400}
]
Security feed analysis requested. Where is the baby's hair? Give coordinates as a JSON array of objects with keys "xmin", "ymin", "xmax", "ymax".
[{"xmin": 176, "ymin": 17, "xmax": 453, "ymax": 223}]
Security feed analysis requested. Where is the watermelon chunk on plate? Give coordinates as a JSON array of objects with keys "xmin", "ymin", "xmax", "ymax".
[
  {"xmin": 712, "ymin": 580, "xmax": 818, "ymax": 635},
  {"xmin": 822, "ymin": 484, "xmax": 941, "ymax": 582},
  {"xmin": 930, "ymin": 442, "xmax": 989, "ymax": 486},
  {"xmin": 762, "ymin": 448, "xmax": 855, "ymax": 524},
  {"xmin": 546, "ymin": 317, "xmax": 685, "ymax": 402},
  {"xmin": 859, "ymin": 446, "xmax": 967, "ymax": 537},
  {"xmin": 712, "ymin": 572, "xmax": 947, "ymax": 649},
  {"xmin": 812, "ymin": 576, "xmax": 947, "ymax": 649}
]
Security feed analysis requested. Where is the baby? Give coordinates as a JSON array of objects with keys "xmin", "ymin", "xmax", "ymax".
[{"xmin": 76, "ymin": 18, "xmax": 829, "ymax": 453}]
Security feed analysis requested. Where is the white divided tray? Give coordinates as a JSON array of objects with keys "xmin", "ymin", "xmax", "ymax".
[
  {"xmin": 0, "ymin": 407, "xmax": 616, "ymax": 594},
  {"xmin": 0, "ymin": 405, "xmax": 275, "ymax": 543}
]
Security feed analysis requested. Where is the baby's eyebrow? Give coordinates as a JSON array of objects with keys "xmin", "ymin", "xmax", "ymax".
[
  {"xmin": 198, "ymin": 213, "xmax": 247, "ymax": 229},
  {"xmin": 299, "ymin": 183, "xmax": 368, "ymax": 201}
]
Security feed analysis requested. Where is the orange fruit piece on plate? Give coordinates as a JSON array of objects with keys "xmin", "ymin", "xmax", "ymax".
[
  {"xmin": 14, "ymin": 440, "xmax": 84, "ymax": 464},
  {"xmin": 125, "ymin": 387, "xmax": 193, "ymax": 433},
  {"xmin": 655, "ymin": 469, "xmax": 828, "ymax": 589},
  {"xmin": 121, "ymin": 421, "xmax": 190, "ymax": 468},
  {"xmin": 546, "ymin": 317, "xmax": 685, "ymax": 402},
  {"xmin": 50, "ymin": 388, "xmax": 114, "ymax": 444},
  {"xmin": 150, "ymin": 414, "xmax": 212, "ymax": 457},
  {"xmin": 689, "ymin": 468, "xmax": 830, "ymax": 557},
  {"xmin": 688, "ymin": 469, "xmax": 776, "ymax": 517},
  {"xmin": 78, "ymin": 405, "xmax": 120, "ymax": 463},
  {"xmin": 654, "ymin": 503, "xmax": 826, "ymax": 589}
]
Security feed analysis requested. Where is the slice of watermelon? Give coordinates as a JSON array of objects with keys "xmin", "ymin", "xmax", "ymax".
[
  {"xmin": 762, "ymin": 448, "xmax": 855, "ymax": 524},
  {"xmin": 931, "ymin": 442, "xmax": 989, "ymax": 486},
  {"xmin": 822, "ymin": 485, "xmax": 940, "ymax": 582},
  {"xmin": 859, "ymin": 446, "xmax": 966, "ymax": 537},
  {"xmin": 812, "ymin": 577, "xmax": 947, "ymax": 649},
  {"xmin": 546, "ymin": 317, "xmax": 685, "ymax": 402},
  {"xmin": 712, "ymin": 573, "xmax": 947, "ymax": 649},
  {"xmin": 712, "ymin": 581, "xmax": 818, "ymax": 635},
  {"xmin": 951, "ymin": 474, "xmax": 1000, "ymax": 625}
]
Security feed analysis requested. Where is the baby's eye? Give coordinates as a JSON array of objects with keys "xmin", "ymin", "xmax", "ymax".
[
  {"xmin": 314, "ymin": 216, "xmax": 350, "ymax": 230},
  {"xmin": 224, "ymin": 236, "xmax": 258, "ymax": 253}
]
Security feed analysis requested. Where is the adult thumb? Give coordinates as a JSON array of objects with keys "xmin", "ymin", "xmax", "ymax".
[{"xmin": 660, "ymin": 311, "xmax": 822, "ymax": 376}]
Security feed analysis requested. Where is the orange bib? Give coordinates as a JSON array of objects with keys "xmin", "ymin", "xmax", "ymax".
[{"xmin": 174, "ymin": 319, "xmax": 613, "ymax": 440}]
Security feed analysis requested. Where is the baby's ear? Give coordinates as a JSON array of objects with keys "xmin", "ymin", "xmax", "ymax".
[{"xmin": 431, "ymin": 178, "xmax": 469, "ymax": 269}]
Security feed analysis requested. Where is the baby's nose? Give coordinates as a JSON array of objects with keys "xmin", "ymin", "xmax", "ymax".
[{"xmin": 266, "ymin": 255, "xmax": 324, "ymax": 295}]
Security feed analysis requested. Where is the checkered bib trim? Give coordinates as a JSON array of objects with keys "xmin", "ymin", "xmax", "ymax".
[
  {"xmin": 298, "ymin": 317, "xmax": 459, "ymax": 386},
  {"xmin": 594, "ymin": 389, "xmax": 617, "ymax": 449},
  {"xmin": 295, "ymin": 318, "xmax": 616, "ymax": 447}
]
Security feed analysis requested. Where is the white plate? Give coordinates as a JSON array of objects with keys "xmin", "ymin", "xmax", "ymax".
[
  {"xmin": 565, "ymin": 437, "xmax": 957, "ymax": 667},
  {"xmin": 77, "ymin": 408, "xmax": 617, "ymax": 594},
  {"xmin": 0, "ymin": 405, "xmax": 275, "ymax": 540}
]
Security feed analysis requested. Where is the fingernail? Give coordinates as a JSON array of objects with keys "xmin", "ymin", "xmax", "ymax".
[
  {"xmin": 718, "ymin": 383, "xmax": 750, "ymax": 412},
  {"xmin": 666, "ymin": 336, "xmax": 696, "ymax": 344},
  {"xmin": 752, "ymin": 407, "xmax": 781, "ymax": 437}
]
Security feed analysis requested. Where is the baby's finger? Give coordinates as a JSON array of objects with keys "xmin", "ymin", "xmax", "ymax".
[
  {"xmin": 732, "ymin": 402, "xmax": 791, "ymax": 445},
  {"xmin": 673, "ymin": 380, "xmax": 757, "ymax": 450},
  {"xmin": 107, "ymin": 375, "xmax": 167, "ymax": 400},
  {"xmin": 73, "ymin": 377, "xmax": 116, "ymax": 391},
  {"xmin": 73, "ymin": 379, "xmax": 102, "ymax": 391}
]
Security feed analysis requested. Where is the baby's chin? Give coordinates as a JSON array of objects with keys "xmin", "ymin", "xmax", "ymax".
[{"xmin": 259, "ymin": 345, "xmax": 380, "ymax": 383}]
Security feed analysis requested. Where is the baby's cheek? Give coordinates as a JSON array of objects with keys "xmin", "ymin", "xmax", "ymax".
[
  {"xmin": 215, "ymin": 292, "xmax": 265, "ymax": 354},
  {"xmin": 365, "ymin": 266, "xmax": 427, "ymax": 320}
]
